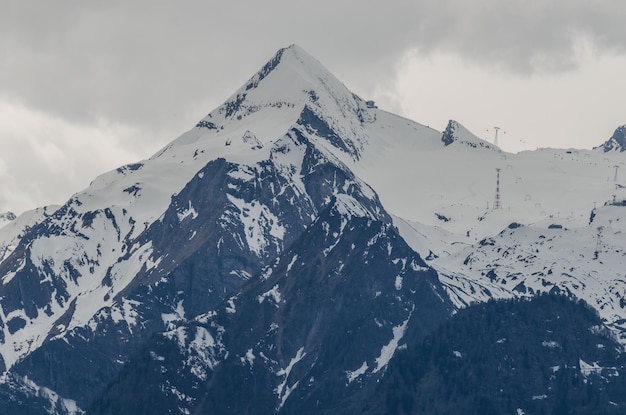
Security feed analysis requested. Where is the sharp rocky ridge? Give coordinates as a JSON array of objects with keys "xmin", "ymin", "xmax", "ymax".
[
  {"xmin": 598, "ymin": 124, "xmax": 626, "ymax": 153},
  {"xmin": 0, "ymin": 44, "xmax": 624, "ymax": 413}
]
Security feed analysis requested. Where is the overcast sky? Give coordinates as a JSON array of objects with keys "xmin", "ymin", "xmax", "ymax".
[{"xmin": 1, "ymin": 0, "xmax": 625, "ymax": 214}]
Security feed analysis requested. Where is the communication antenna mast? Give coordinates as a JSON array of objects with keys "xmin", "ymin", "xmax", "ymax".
[
  {"xmin": 493, "ymin": 127, "xmax": 501, "ymax": 146},
  {"xmin": 493, "ymin": 168, "xmax": 502, "ymax": 210}
]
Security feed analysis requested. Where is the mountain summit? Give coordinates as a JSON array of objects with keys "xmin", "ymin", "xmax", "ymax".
[{"xmin": 163, "ymin": 44, "xmax": 371, "ymax": 164}]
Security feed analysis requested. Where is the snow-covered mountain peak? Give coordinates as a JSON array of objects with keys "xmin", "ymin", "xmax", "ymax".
[
  {"xmin": 57, "ymin": 49, "xmax": 358, "ymax": 240},
  {"xmin": 163, "ymin": 44, "xmax": 373, "ymax": 163},
  {"xmin": 229, "ymin": 43, "xmax": 357, "ymax": 110},
  {"xmin": 441, "ymin": 119, "xmax": 498, "ymax": 151},
  {"xmin": 3, "ymin": 44, "xmax": 626, "ymax": 414},
  {"xmin": 241, "ymin": 44, "xmax": 330, "ymax": 94},
  {"xmin": 598, "ymin": 125, "xmax": 626, "ymax": 153}
]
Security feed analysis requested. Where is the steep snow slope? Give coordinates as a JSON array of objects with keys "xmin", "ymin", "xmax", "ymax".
[{"xmin": 0, "ymin": 44, "xmax": 372, "ymax": 372}]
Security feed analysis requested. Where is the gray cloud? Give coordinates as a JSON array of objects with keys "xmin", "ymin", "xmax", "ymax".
[
  {"xmin": 0, "ymin": 101, "xmax": 145, "ymax": 213},
  {"xmin": 409, "ymin": 0, "xmax": 626, "ymax": 72},
  {"xmin": 1, "ymin": 0, "xmax": 625, "ymax": 213},
  {"xmin": 2, "ymin": 0, "xmax": 625, "ymax": 131}
]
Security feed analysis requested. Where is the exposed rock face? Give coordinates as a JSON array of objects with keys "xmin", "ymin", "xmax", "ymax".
[{"xmin": 599, "ymin": 125, "xmax": 626, "ymax": 152}]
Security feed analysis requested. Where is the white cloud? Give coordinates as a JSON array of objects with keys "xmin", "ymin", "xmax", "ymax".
[
  {"xmin": 0, "ymin": 100, "xmax": 162, "ymax": 214},
  {"xmin": 389, "ymin": 48, "xmax": 626, "ymax": 153}
]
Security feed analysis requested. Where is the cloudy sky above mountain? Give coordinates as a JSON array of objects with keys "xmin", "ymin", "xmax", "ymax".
[{"xmin": 1, "ymin": 0, "xmax": 625, "ymax": 214}]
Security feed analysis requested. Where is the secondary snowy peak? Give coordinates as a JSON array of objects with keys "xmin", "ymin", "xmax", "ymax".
[
  {"xmin": 441, "ymin": 119, "xmax": 497, "ymax": 151},
  {"xmin": 598, "ymin": 125, "xmax": 626, "ymax": 152}
]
